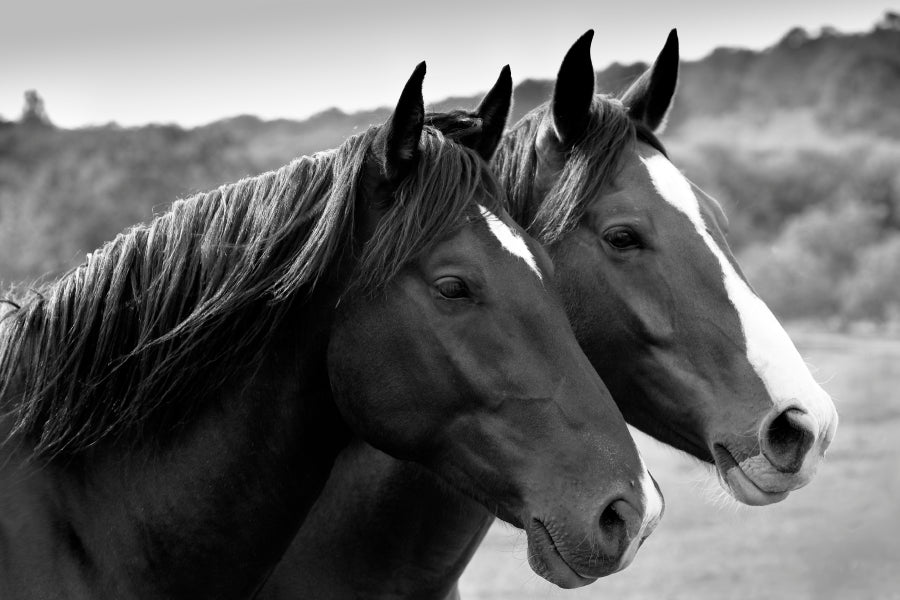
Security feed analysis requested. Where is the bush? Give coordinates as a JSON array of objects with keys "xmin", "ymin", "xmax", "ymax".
[
  {"xmin": 741, "ymin": 243, "xmax": 837, "ymax": 318},
  {"xmin": 739, "ymin": 202, "xmax": 882, "ymax": 319},
  {"xmin": 840, "ymin": 234, "xmax": 900, "ymax": 322}
]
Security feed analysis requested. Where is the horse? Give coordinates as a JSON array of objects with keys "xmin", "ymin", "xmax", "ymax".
[
  {"xmin": 0, "ymin": 63, "xmax": 664, "ymax": 600},
  {"xmin": 257, "ymin": 30, "xmax": 840, "ymax": 600}
]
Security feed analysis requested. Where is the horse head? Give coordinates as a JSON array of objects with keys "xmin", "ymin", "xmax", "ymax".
[
  {"xmin": 505, "ymin": 31, "xmax": 838, "ymax": 506},
  {"xmin": 326, "ymin": 63, "xmax": 663, "ymax": 585}
]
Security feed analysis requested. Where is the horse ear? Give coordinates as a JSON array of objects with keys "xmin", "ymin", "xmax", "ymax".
[
  {"xmin": 549, "ymin": 29, "xmax": 595, "ymax": 148},
  {"xmin": 472, "ymin": 65, "xmax": 513, "ymax": 161},
  {"xmin": 379, "ymin": 61, "xmax": 426, "ymax": 184},
  {"xmin": 621, "ymin": 29, "xmax": 679, "ymax": 132}
]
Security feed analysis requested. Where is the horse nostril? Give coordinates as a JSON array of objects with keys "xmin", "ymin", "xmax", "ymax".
[
  {"xmin": 599, "ymin": 502, "xmax": 624, "ymax": 539},
  {"xmin": 601, "ymin": 499, "xmax": 639, "ymax": 543},
  {"xmin": 586, "ymin": 495, "xmax": 655, "ymax": 575},
  {"xmin": 762, "ymin": 407, "xmax": 816, "ymax": 474}
]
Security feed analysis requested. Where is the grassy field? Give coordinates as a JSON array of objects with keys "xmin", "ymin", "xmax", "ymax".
[{"xmin": 459, "ymin": 328, "xmax": 900, "ymax": 600}]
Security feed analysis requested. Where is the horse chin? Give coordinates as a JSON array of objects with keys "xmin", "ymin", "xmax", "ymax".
[
  {"xmin": 525, "ymin": 519, "xmax": 598, "ymax": 589},
  {"xmin": 712, "ymin": 444, "xmax": 790, "ymax": 506}
]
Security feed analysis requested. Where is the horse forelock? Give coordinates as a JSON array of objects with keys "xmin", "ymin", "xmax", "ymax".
[
  {"xmin": 493, "ymin": 95, "xmax": 668, "ymax": 245},
  {"xmin": 350, "ymin": 121, "xmax": 504, "ymax": 293},
  {"xmin": 424, "ymin": 110, "xmax": 483, "ymax": 140},
  {"xmin": 0, "ymin": 120, "xmax": 496, "ymax": 460}
]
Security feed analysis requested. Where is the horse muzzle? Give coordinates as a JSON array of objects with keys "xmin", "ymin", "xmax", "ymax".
[
  {"xmin": 523, "ymin": 476, "xmax": 664, "ymax": 588},
  {"xmin": 713, "ymin": 403, "xmax": 838, "ymax": 505}
]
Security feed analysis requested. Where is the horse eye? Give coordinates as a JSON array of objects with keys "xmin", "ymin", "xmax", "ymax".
[
  {"xmin": 604, "ymin": 227, "xmax": 642, "ymax": 250},
  {"xmin": 435, "ymin": 277, "xmax": 469, "ymax": 299}
]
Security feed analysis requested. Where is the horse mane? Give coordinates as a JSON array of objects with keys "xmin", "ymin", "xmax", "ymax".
[
  {"xmin": 493, "ymin": 94, "xmax": 667, "ymax": 244},
  {"xmin": 0, "ymin": 122, "xmax": 500, "ymax": 459}
]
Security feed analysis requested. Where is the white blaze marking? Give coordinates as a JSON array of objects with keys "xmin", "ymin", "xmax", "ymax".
[
  {"xmin": 638, "ymin": 456, "xmax": 663, "ymax": 530},
  {"xmin": 478, "ymin": 205, "xmax": 543, "ymax": 280},
  {"xmin": 618, "ymin": 454, "xmax": 663, "ymax": 570},
  {"xmin": 640, "ymin": 155, "xmax": 837, "ymax": 433}
]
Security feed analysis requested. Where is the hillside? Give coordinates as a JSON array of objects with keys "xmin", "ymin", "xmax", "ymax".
[{"xmin": 2, "ymin": 14, "xmax": 900, "ymax": 324}]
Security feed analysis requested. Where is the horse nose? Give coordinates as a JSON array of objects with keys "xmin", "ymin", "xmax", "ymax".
[{"xmin": 760, "ymin": 407, "xmax": 817, "ymax": 474}]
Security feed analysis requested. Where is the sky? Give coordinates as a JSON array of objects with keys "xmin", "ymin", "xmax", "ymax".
[{"xmin": 2, "ymin": 0, "xmax": 897, "ymax": 128}]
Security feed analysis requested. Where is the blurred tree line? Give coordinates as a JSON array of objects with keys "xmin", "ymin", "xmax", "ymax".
[{"xmin": 2, "ymin": 15, "xmax": 899, "ymax": 328}]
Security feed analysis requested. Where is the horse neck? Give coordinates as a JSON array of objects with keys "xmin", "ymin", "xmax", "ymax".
[
  {"xmin": 0, "ymin": 299, "xmax": 353, "ymax": 600},
  {"xmin": 260, "ymin": 439, "xmax": 493, "ymax": 600}
]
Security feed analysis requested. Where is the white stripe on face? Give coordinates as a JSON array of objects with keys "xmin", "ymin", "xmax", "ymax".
[
  {"xmin": 616, "ymin": 454, "xmax": 663, "ymax": 570},
  {"xmin": 478, "ymin": 205, "xmax": 543, "ymax": 281},
  {"xmin": 639, "ymin": 155, "xmax": 837, "ymax": 433},
  {"xmin": 638, "ymin": 456, "xmax": 663, "ymax": 531}
]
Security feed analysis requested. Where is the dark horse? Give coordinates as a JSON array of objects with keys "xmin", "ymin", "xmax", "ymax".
[
  {"xmin": 258, "ymin": 31, "xmax": 839, "ymax": 600},
  {"xmin": 0, "ymin": 64, "xmax": 663, "ymax": 599}
]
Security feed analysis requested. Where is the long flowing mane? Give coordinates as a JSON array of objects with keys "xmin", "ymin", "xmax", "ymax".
[
  {"xmin": 0, "ymin": 124, "xmax": 501, "ymax": 459},
  {"xmin": 492, "ymin": 95, "xmax": 667, "ymax": 244}
]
